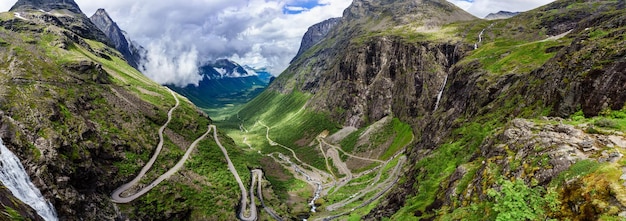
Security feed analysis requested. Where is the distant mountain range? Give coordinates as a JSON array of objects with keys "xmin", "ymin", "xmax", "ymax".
[
  {"xmin": 484, "ymin": 11, "xmax": 520, "ymax": 20},
  {"xmin": 167, "ymin": 59, "xmax": 272, "ymax": 109}
]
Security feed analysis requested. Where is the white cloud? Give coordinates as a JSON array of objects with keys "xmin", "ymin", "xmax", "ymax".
[{"xmin": 284, "ymin": 6, "xmax": 308, "ymax": 12}]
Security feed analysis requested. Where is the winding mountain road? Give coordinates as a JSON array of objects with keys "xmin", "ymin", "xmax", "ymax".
[
  {"xmin": 258, "ymin": 121, "xmax": 332, "ymax": 180},
  {"xmin": 251, "ymin": 169, "xmax": 283, "ymax": 221},
  {"xmin": 211, "ymin": 125, "xmax": 258, "ymax": 221},
  {"xmin": 111, "ymin": 89, "xmax": 182, "ymax": 203},
  {"xmin": 109, "ymin": 90, "xmax": 288, "ymax": 220}
]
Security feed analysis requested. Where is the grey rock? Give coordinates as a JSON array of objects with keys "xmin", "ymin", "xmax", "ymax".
[
  {"xmin": 90, "ymin": 8, "xmax": 145, "ymax": 69},
  {"xmin": 292, "ymin": 17, "xmax": 341, "ymax": 62},
  {"xmin": 10, "ymin": 0, "xmax": 82, "ymax": 14}
]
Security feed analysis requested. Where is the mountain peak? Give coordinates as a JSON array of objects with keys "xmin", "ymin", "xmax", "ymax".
[
  {"xmin": 10, "ymin": 0, "xmax": 83, "ymax": 14},
  {"xmin": 484, "ymin": 11, "xmax": 520, "ymax": 20},
  {"xmin": 93, "ymin": 8, "xmax": 110, "ymax": 19},
  {"xmin": 343, "ymin": 0, "xmax": 475, "ymax": 25},
  {"xmin": 90, "ymin": 8, "xmax": 145, "ymax": 69}
]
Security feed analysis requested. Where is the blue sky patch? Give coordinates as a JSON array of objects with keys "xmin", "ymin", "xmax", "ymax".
[{"xmin": 283, "ymin": 0, "xmax": 327, "ymax": 14}]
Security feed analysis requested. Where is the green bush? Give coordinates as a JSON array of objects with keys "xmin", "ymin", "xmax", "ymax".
[
  {"xmin": 487, "ymin": 179, "xmax": 559, "ymax": 221},
  {"xmin": 594, "ymin": 118, "xmax": 619, "ymax": 129}
]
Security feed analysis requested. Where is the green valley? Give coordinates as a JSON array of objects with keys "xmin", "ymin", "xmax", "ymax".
[{"xmin": 2, "ymin": 0, "xmax": 626, "ymax": 220}]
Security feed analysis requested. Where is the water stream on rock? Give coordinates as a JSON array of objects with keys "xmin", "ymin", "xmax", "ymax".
[
  {"xmin": 433, "ymin": 74, "xmax": 448, "ymax": 112},
  {"xmin": 0, "ymin": 138, "xmax": 58, "ymax": 221}
]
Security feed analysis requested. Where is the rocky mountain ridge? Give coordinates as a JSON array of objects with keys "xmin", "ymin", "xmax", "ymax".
[
  {"xmin": 292, "ymin": 17, "xmax": 341, "ymax": 62},
  {"xmin": 8, "ymin": 0, "xmax": 113, "ymax": 48},
  {"xmin": 10, "ymin": 0, "xmax": 82, "ymax": 14},
  {"xmin": 90, "ymin": 8, "xmax": 145, "ymax": 69},
  {"xmin": 484, "ymin": 10, "xmax": 520, "ymax": 20}
]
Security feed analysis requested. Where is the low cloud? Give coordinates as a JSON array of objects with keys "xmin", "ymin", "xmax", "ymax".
[{"xmin": 141, "ymin": 38, "xmax": 202, "ymax": 87}]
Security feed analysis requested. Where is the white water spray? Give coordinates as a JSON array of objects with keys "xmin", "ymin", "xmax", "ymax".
[
  {"xmin": 433, "ymin": 75, "xmax": 448, "ymax": 112},
  {"xmin": 0, "ymin": 138, "xmax": 58, "ymax": 221},
  {"xmin": 474, "ymin": 28, "xmax": 486, "ymax": 50}
]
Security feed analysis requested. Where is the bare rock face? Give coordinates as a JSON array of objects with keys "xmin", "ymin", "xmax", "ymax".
[
  {"xmin": 292, "ymin": 17, "xmax": 341, "ymax": 62},
  {"xmin": 10, "ymin": 0, "xmax": 82, "ymax": 14},
  {"xmin": 9, "ymin": 0, "xmax": 114, "ymax": 49},
  {"xmin": 272, "ymin": 0, "xmax": 475, "ymax": 128},
  {"xmin": 90, "ymin": 9, "xmax": 145, "ymax": 69}
]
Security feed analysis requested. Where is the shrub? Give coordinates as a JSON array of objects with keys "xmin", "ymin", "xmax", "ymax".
[
  {"xmin": 487, "ymin": 179, "xmax": 559, "ymax": 221},
  {"xmin": 594, "ymin": 118, "xmax": 619, "ymax": 129}
]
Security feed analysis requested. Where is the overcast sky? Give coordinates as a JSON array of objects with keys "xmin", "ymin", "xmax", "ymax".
[{"xmin": 0, "ymin": 0, "xmax": 554, "ymax": 86}]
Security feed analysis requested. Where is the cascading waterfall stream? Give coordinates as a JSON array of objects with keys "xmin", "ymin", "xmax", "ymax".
[
  {"xmin": 433, "ymin": 74, "xmax": 448, "ymax": 112},
  {"xmin": 0, "ymin": 138, "xmax": 58, "ymax": 221},
  {"xmin": 474, "ymin": 29, "xmax": 485, "ymax": 49}
]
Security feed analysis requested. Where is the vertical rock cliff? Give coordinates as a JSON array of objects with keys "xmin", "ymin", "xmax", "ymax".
[{"xmin": 292, "ymin": 17, "xmax": 341, "ymax": 62}]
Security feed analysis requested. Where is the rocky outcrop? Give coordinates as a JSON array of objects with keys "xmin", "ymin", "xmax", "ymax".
[
  {"xmin": 10, "ymin": 0, "xmax": 82, "ymax": 14},
  {"xmin": 0, "ymin": 184, "xmax": 45, "ymax": 221},
  {"xmin": 90, "ymin": 9, "xmax": 145, "ymax": 69},
  {"xmin": 484, "ymin": 11, "xmax": 519, "ymax": 20},
  {"xmin": 444, "ymin": 119, "xmax": 626, "ymax": 219},
  {"xmin": 292, "ymin": 17, "xmax": 340, "ymax": 62},
  {"xmin": 272, "ymin": 0, "xmax": 475, "ymax": 128},
  {"xmin": 9, "ymin": 0, "xmax": 114, "ymax": 48}
]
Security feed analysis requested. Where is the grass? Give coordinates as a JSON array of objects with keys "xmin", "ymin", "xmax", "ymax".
[
  {"xmin": 564, "ymin": 109, "xmax": 626, "ymax": 133},
  {"xmin": 392, "ymin": 122, "xmax": 492, "ymax": 220},
  {"xmin": 223, "ymin": 90, "xmax": 341, "ymax": 170},
  {"xmin": 0, "ymin": 13, "xmax": 262, "ymax": 220},
  {"xmin": 464, "ymin": 39, "xmax": 567, "ymax": 75}
]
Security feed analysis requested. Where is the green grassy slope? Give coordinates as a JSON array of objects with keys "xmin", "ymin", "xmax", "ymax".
[{"xmin": 0, "ymin": 10, "xmax": 260, "ymax": 220}]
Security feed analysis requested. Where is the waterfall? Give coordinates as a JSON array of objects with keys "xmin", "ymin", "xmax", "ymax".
[
  {"xmin": 479, "ymin": 29, "xmax": 485, "ymax": 43},
  {"xmin": 475, "ymin": 28, "xmax": 486, "ymax": 50},
  {"xmin": 0, "ymin": 138, "xmax": 58, "ymax": 221},
  {"xmin": 433, "ymin": 75, "xmax": 448, "ymax": 112}
]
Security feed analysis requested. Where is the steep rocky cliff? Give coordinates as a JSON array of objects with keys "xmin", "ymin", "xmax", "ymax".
[
  {"xmin": 90, "ymin": 8, "xmax": 145, "ymax": 69},
  {"xmin": 292, "ymin": 17, "xmax": 340, "ymax": 62},
  {"xmin": 235, "ymin": 0, "xmax": 626, "ymax": 219},
  {"xmin": 273, "ymin": 0, "xmax": 476, "ymax": 127}
]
